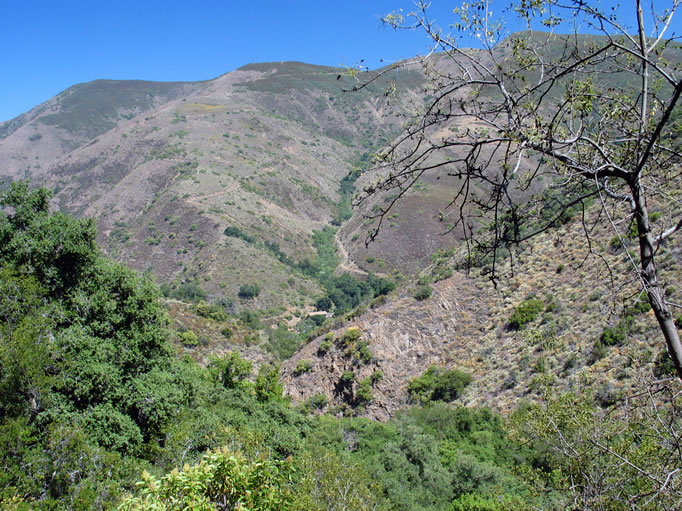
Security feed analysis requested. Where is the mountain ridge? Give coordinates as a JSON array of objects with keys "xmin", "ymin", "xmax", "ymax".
[
  {"xmin": 0, "ymin": 59, "xmax": 429, "ymax": 318},
  {"xmin": 1, "ymin": 36, "xmax": 680, "ymax": 422}
]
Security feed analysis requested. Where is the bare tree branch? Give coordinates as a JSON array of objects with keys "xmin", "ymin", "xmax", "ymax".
[{"xmin": 357, "ymin": 0, "xmax": 682, "ymax": 377}]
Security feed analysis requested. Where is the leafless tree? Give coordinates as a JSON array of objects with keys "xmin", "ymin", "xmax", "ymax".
[{"xmin": 355, "ymin": 0, "xmax": 682, "ymax": 377}]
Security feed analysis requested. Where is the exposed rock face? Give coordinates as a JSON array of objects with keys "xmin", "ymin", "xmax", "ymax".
[{"xmin": 282, "ymin": 271, "xmax": 494, "ymax": 421}]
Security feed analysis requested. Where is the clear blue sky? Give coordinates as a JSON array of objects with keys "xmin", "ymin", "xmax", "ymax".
[{"xmin": 0, "ymin": 0, "xmax": 645, "ymax": 122}]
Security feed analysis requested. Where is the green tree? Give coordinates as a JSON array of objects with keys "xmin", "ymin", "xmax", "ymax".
[
  {"xmin": 293, "ymin": 446, "xmax": 386, "ymax": 511},
  {"xmin": 118, "ymin": 445, "xmax": 294, "ymax": 511},
  {"xmin": 508, "ymin": 297, "xmax": 545, "ymax": 331},
  {"xmin": 0, "ymin": 182, "xmax": 178, "ymax": 474},
  {"xmin": 210, "ymin": 351, "xmax": 253, "ymax": 390},
  {"xmin": 362, "ymin": 1, "xmax": 682, "ymax": 376},
  {"xmin": 0, "ymin": 267, "xmax": 53, "ymax": 420},
  {"xmin": 255, "ymin": 363, "xmax": 284, "ymax": 402},
  {"xmin": 407, "ymin": 366, "xmax": 473, "ymax": 404},
  {"xmin": 238, "ymin": 284, "xmax": 260, "ymax": 299},
  {"xmin": 512, "ymin": 383, "xmax": 682, "ymax": 509},
  {"xmin": 0, "ymin": 181, "xmax": 98, "ymax": 297}
]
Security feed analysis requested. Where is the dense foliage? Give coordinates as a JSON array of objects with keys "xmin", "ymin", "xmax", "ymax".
[
  {"xmin": 507, "ymin": 297, "xmax": 545, "ymax": 331},
  {"xmin": 407, "ymin": 366, "xmax": 473, "ymax": 405},
  {"xmin": 0, "ymin": 183, "xmax": 182, "ymax": 507},
  {"xmin": 513, "ymin": 383, "xmax": 682, "ymax": 509},
  {"xmin": 119, "ymin": 443, "xmax": 294, "ymax": 511}
]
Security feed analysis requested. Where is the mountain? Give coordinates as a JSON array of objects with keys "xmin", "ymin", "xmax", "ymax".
[
  {"xmin": 0, "ymin": 79, "xmax": 202, "ymax": 173},
  {"xmin": 2, "ymin": 35, "xmax": 680, "ymax": 421},
  {"xmin": 0, "ymin": 62, "xmax": 434, "ymax": 318}
]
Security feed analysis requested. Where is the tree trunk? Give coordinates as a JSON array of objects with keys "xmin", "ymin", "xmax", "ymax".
[{"xmin": 631, "ymin": 179, "xmax": 682, "ymax": 379}]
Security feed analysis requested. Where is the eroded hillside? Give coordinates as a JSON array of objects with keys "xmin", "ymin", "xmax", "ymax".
[{"xmin": 283, "ymin": 206, "xmax": 682, "ymax": 419}]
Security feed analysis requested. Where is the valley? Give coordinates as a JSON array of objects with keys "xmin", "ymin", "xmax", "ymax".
[
  {"xmin": 2, "ymin": 52, "xmax": 677, "ymax": 418},
  {"xmin": 1, "ymin": 18, "xmax": 681, "ymax": 510}
]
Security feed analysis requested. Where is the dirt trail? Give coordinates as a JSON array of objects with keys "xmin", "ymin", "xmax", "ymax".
[
  {"xmin": 185, "ymin": 182, "xmax": 239, "ymax": 205},
  {"xmin": 334, "ymin": 231, "xmax": 366, "ymax": 276},
  {"xmin": 334, "ymin": 231, "xmax": 392, "ymax": 278}
]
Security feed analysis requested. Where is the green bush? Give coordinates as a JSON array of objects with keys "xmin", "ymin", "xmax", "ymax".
[
  {"xmin": 163, "ymin": 281, "xmax": 207, "ymax": 302},
  {"xmin": 451, "ymin": 493, "xmax": 519, "ymax": 510},
  {"xmin": 508, "ymin": 297, "xmax": 544, "ymax": 330},
  {"xmin": 337, "ymin": 327, "xmax": 362, "ymax": 347},
  {"xmin": 600, "ymin": 325, "xmax": 626, "ymax": 346},
  {"xmin": 194, "ymin": 300, "xmax": 229, "ymax": 321},
  {"xmin": 119, "ymin": 445, "xmax": 294, "ymax": 510},
  {"xmin": 210, "ymin": 351, "xmax": 253, "ymax": 390},
  {"xmin": 317, "ymin": 274, "xmax": 373, "ymax": 314},
  {"xmin": 414, "ymin": 284, "xmax": 433, "ymax": 301},
  {"xmin": 255, "ymin": 364, "xmax": 283, "ymax": 402},
  {"xmin": 512, "ymin": 388, "xmax": 682, "ymax": 509},
  {"xmin": 609, "ymin": 236, "xmax": 623, "ymax": 249},
  {"xmin": 318, "ymin": 339, "xmax": 333, "ymax": 356},
  {"xmin": 408, "ymin": 366, "xmax": 473, "ymax": 404},
  {"xmin": 315, "ymin": 296, "xmax": 333, "ymax": 311},
  {"xmin": 223, "ymin": 225, "xmax": 253, "ymax": 243},
  {"xmin": 341, "ymin": 371, "xmax": 355, "ymax": 384},
  {"xmin": 367, "ymin": 273, "xmax": 396, "ymax": 296},
  {"xmin": 533, "ymin": 357, "xmax": 547, "ymax": 374},
  {"xmin": 355, "ymin": 341, "xmax": 373, "ymax": 364},
  {"xmin": 355, "ymin": 378, "xmax": 373, "ymax": 405},
  {"xmin": 306, "ymin": 393, "xmax": 328, "ymax": 411},
  {"xmin": 179, "ymin": 330, "xmax": 198, "ymax": 347},
  {"xmin": 240, "ymin": 309, "xmax": 261, "ymax": 329},
  {"xmin": 238, "ymin": 284, "xmax": 260, "ymax": 299},
  {"xmin": 294, "ymin": 359, "xmax": 313, "ymax": 376},
  {"xmin": 294, "ymin": 445, "xmax": 384, "ymax": 510},
  {"xmin": 0, "ymin": 183, "xmax": 196, "ymax": 506}
]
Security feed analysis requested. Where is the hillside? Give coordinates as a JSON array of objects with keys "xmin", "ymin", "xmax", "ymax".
[
  {"xmin": 2, "ymin": 23, "xmax": 682, "ymax": 509},
  {"xmin": 283, "ymin": 205, "xmax": 682, "ymax": 419},
  {"xmin": 0, "ymin": 63, "xmax": 434, "ymax": 319},
  {"xmin": 1, "ymin": 33, "xmax": 680, "ymax": 416}
]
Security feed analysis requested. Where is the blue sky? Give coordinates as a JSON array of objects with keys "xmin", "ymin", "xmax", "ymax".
[
  {"xmin": 1, "ymin": 1, "xmax": 448, "ymax": 121},
  {"xmin": 0, "ymin": 1, "xmax": 647, "ymax": 122}
]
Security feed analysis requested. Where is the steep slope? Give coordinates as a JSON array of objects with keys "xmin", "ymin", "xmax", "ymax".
[
  {"xmin": 0, "ymin": 62, "xmax": 425, "ymax": 315},
  {"xmin": 283, "ymin": 203, "xmax": 682, "ymax": 420},
  {"xmin": 0, "ymin": 79, "xmax": 202, "ymax": 180},
  {"xmin": 336, "ymin": 34, "xmax": 682, "ymax": 277}
]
